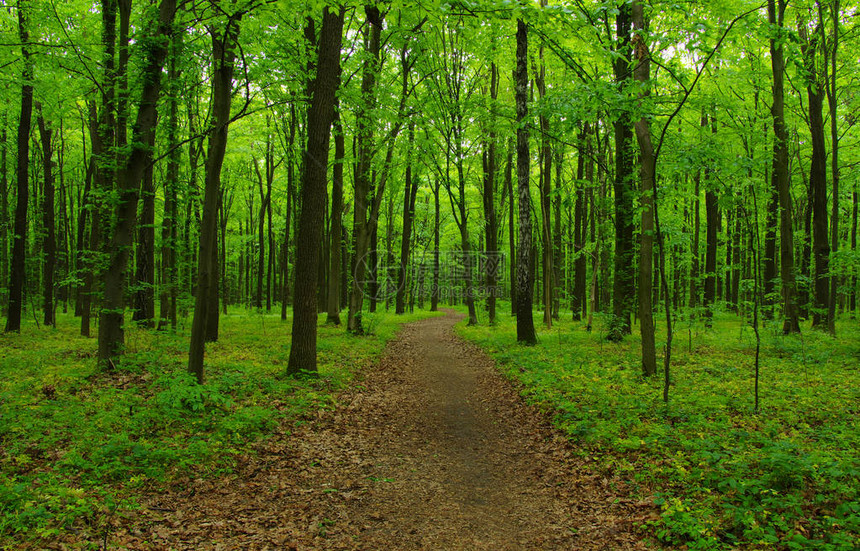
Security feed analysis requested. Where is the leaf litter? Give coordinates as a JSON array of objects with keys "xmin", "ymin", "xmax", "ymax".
[{"xmin": 76, "ymin": 312, "xmax": 653, "ymax": 549}]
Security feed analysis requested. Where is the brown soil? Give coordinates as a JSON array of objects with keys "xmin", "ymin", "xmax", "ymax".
[{"xmin": 108, "ymin": 311, "xmax": 654, "ymax": 550}]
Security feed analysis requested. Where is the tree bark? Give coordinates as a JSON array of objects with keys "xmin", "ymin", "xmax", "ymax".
[
  {"xmin": 287, "ymin": 6, "xmax": 344, "ymax": 376},
  {"xmin": 37, "ymin": 108, "xmax": 57, "ymax": 327},
  {"xmin": 158, "ymin": 31, "xmax": 181, "ymax": 331},
  {"xmin": 505, "ymin": 141, "xmax": 516, "ymax": 316},
  {"xmin": 609, "ymin": 2, "xmax": 635, "ymax": 341},
  {"xmin": 347, "ymin": 7, "xmax": 383, "ymax": 333},
  {"xmin": 799, "ymin": 20, "xmax": 831, "ymax": 332},
  {"xmin": 132, "ymin": 147, "xmax": 156, "ymax": 326},
  {"xmin": 822, "ymin": 0, "xmax": 839, "ymax": 333},
  {"xmin": 431, "ymin": 178, "xmax": 440, "ymax": 312},
  {"xmin": 515, "ymin": 19, "xmax": 536, "ymax": 344},
  {"xmin": 188, "ymin": 11, "xmax": 240, "ymax": 382},
  {"xmin": 770, "ymin": 0, "xmax": 800, "ymax": 333},
  {"xmin": 326, "ymin": 109, "xmax": 345, "ymax": 324},
  {"xmin": 573, "ymin": 124, "xmax": 588, "ymax": 320},
  {"xmin": 632, "ymin": 1, "xmax": 656, "ymax": 376},
  {"xmin": 0, "ymin": 121, "xmax": 7, "ymax": 316},
  {"xmin": 537, "ymin": 29, "xmax": 553, "ymax": 329},
  {"xmin": 396, "ymin": 123, "xmax": 418, "ymax": 315},
  {"xmin": 98, "ymin": 0, "xmax": 175, "ymax": 364},
  {"xmin": 5, "ymin": 0, "xmax": 33, "ymax": 333}
]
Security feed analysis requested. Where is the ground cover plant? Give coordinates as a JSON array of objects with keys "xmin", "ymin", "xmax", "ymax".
[
  {"xmin": 457, "ymin": 304, "xmax": 860, "ymax": 550},
  {"xmin": 0, "ymin": 309, "xmax": 439, "ymax": 547}
]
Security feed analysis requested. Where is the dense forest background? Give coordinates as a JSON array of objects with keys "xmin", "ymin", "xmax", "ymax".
[{"xmin": 1, "ymin": 0, "xmax": 859, "ymax": 548}]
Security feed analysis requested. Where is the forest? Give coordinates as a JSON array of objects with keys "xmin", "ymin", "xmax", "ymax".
[{"xmin": 0, "ymin": 0, "xmax": 858, "ymax": 548}]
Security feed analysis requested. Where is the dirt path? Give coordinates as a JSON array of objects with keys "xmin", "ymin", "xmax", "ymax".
[{"xmin": 113, "ymin": 312, "xmax": 652, "ymax": 550}]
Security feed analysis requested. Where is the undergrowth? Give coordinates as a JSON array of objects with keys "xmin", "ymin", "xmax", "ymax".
[
  {"xmin": 0, "ymin": 308, "xmax": 439, "ymax": 546},
  {"xmin": 457, "ymin": 304, "xmax": 859, "ymax": 550}
]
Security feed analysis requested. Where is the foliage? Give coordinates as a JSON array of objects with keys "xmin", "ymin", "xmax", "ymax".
[
  {"xmin": 0, "ymin": 309, "xmax": 440, "ymax": 545},
  {"xmin": 457, "ymin": 305, "xmax": 860, "ymax": 550}
]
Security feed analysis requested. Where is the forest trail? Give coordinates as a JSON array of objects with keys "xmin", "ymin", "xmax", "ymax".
[{"xmin": 114, "ymin": 312, "xmax": 652, "ymax": 550}]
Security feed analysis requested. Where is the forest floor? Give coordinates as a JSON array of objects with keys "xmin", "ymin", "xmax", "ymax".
[{"xmin": 102, "ymin": 311, "xmax": 652, "ymax": 550}]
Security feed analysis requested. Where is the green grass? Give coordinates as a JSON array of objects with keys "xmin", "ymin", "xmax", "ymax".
[
  {"xmin": 0, "ymin": 307, "xmax": 440, "ymax": 546},
  {"xmin": 456, "ymin": 304, "xmax": 860, "ymax": 550}
]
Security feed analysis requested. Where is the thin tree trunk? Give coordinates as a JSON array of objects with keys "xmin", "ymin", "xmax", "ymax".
[
  {"xmin": 431, "ymin": 178, "xmax": 440, "ymax": 312},
  {"xmin": 396, "ymin": 123, "xmax": 418, "ymax": 315},
  {"xmin": 0, "ymin": 121, "xmax": 7, "ymax": 316},
  {"xmin": 690, "ymin": 170, "xmax": 702, "ymax": 309},
  {"xmin": 506, "ymin": 142, "xmax": 516, "ymax": 315},
  {"xmin": 347, "ymin": 7, "xmax": 383, "ymax": 333},
  {"xmin": 573, "ymin": 124, "xmax": 587, "ymax": 320},
  {"xmin": 287, "ymin": 6, "xmax": 343, "ymax": 375},
  {"xmin": 132, "ymin": 147, "xmax": 156, "ymax": 326},
  {"xmin": 37, "ymin": 107, "xmax": 56, "ymax": 327},
  {"xmin": 158, "ymin": 31, "xmax": 181, "ymax": 330},
  {"xmin": 326, "ymin": 109, "xmax": 345, "ymax": 324},
  {"xmin": 281, "ymin": 107, "xmax": 296, "ymax": 320},
  {"xmin": 537, "ymin": 26, "xmax": 553, "ymax": 328}
]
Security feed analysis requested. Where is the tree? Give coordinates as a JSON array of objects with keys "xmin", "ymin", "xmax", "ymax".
[
  {"xmin": 632, "ymin": 1, "xmax": 656, "ymax": 377},
  {"xmin": 98, "ymin": 0, "xmax": 177, "ymax": 365},
  {"xmin": 5, "ymin": 0, "xmax": 34, "ymax": 334},
  {"xmin": 769, "ymin": 0, "xmax": 800, "ymax": 334},
  {"xmin": 396, "ymin": 122, "xmax": 419, "ymax": 315},
  {"xmin": 36, "ymin": 106, "xmax": 57, "ymax": 327},
  {"xmin": 608, "ymin": 1, "xmax": 635, "ymax": 341},
  {"xmin": 515, "ymin": 18, "xmax": 536, "ymax": 345},
  {"xmin": 188, "ymin": 8, "xmax": 241, "ymax": 382},
  {"xmin": 287, "ymin": 6, "xmax": 344, "ymax": 376},
  {"xmin": 326, "ymin": 108, "xmax": 345, "ymax": 324}
]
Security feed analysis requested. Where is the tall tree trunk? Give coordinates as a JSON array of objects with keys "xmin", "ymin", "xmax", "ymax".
[
  {"xmin": 281, "ymin": 107, "xmax": 296, "ymax": 320},
  {"xmin": 37, "ymin": 108, "xmax": 57, "ymax": 327},
  {"xmin": 506, "ymin": 142, "xmax": 516, "ymax": 315},
  {"xmin": 573, "ymin": 124, "xmax": 588, "ymax": 320},
  {"xmin": 800, "ymin": 20, "xmax": 831, "ymax": 332},
  {"xmin": 431, "ymin": 177, "xmax": 440, "ymax": 312},
  {"xmin": 287, "ymin": 6, "xmax": 344, "ymax": 375},
  {"xmin": 851, "ymin": 180, "xmax": 857, "ymax": 315},
  {"xmin": 326, "ymin": 109, "xmax": 345, "ymax": 324},
  {"xmin": 347, "ymin": 7, "xmax": 383, "ymax": 333},
  {"xmin": 822, "ymin": 0, "xmax": 839, "ymax": 332},
  {"xmin": 690, "ymin": 170, "xmax": 702, "ymax": 309},
  {"xmin": 158, "ymin": 31, "xmax": 181, "ymax": 330},
  {"xmin": 5, "ymin": 0, "xmax": 33, "ymax": 333},
  {"xmin": 254, "ymin": 156, "xmax": 271, "ymax": 310},
  {"xmin": 701, "ymin": 112, "xmax": 719, "ymax": 325},
  {"xmin": 537, "ymin": 26, "xmax": 553, "ymax": 328},
  {"xmin": 770, "ymin": 0, "xmax": 800, "ymax": 333},
  {"xmin": 0, "ymin": 121, "xmax": 8, "ymax": 315},
  {"xmin": 609, "ymin": 2, "xmax": 635, "ymax": 341},
  {"xmin": 98, "ymin": 0, "xmax": 175, "ymax": 364},
  {"xmin": 515, "ymin": 19, "xmax": 536, "ymax": 344},
  {"xmin": 188, "ymin": 12, "xmax": 240, "ymax": 382},
  {"xmin": 632, "ymin": 1, "xmax": 656, "ymax": 376},
  {"xmin": 763, "ymin": 184, "xmax": 778, "ymax": 316},
  {"xmin": 132, "ymin": 148, "xmax": 156, "ymax": 326},
  {"xmin": 396, "ymin": 123, "xmax": 418, "ymax": 315},
  {"xmin": 482, "ymin": 66, "xmax": 499, "ymax": 325}
]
